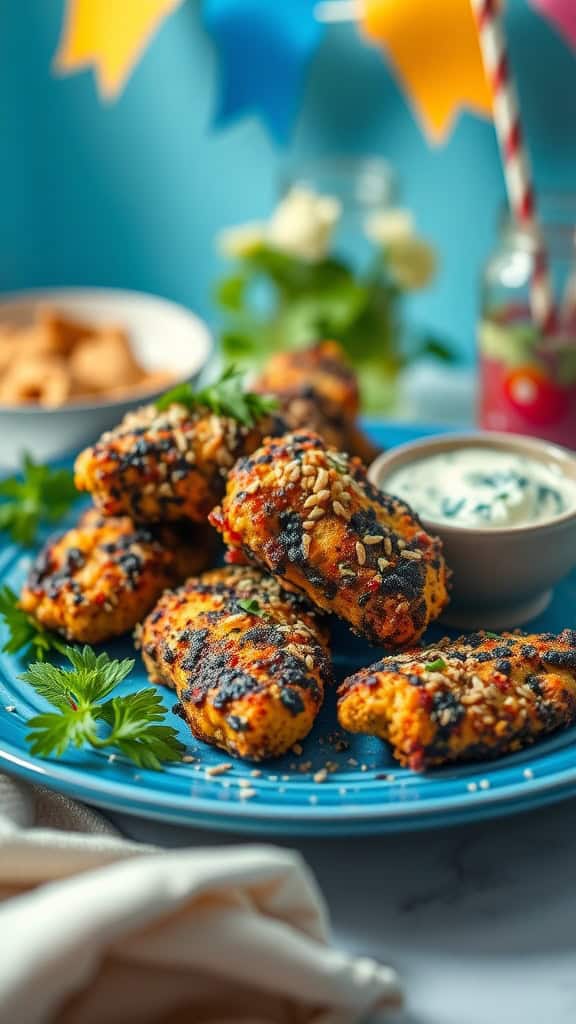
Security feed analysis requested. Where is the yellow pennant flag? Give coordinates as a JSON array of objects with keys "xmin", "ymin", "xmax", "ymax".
[
  {"xmin": 361, "ymin": 0, "xmax": 493, "ymax": 144},
  {"xmin": 54, "ymin": 0, "xmax": 183, "ymax": 99}
]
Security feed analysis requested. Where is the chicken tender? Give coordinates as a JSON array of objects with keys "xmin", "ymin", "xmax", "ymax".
[
  {"xmin": 210, "ymin": 432, "xmax": 449, "ymax": 647},
  {"xmin": 74, "ymin": 401, "xmax": 282, "ymax": 524},
  {"xmin": 254, "ymin": 341, "xmax": 380, "ymax": 464},
  {"xmin": 139, "ymin": 566, "xmax": 332, "ymax": 760},
  {"xmin": 20, "ymin": 508, "xmax": 213, "ymax": 644},
  {"xmin": 338, "ymin": 629, "xmax": 576, "ymax": 770}
]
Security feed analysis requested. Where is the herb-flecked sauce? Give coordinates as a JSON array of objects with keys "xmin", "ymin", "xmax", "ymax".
[{"xmin": 384, "ymin": 447, "xmax": 576, "ymax": 528}]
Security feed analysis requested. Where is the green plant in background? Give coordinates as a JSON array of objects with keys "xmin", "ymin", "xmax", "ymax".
[{"xmin": 215, "ymin": 188, "xmax": 455, "ymax": 412}]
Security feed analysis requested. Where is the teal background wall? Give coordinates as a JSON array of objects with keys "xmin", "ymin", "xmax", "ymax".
[{"xmin": 0, "ymin": 1, "xmax": 575, "ymax": 362}]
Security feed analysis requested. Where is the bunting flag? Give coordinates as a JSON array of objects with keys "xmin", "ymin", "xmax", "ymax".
[
  {"xmin": 530, "ymin": 0, "xmax": 576, "ymax": 52},
  {"xmin": 202, "ymin": 0, "xmax": 324, "ymax": 143},
  {"xmin": 359, "ymin": 0, "xmax": 493, "ymax": 144},
  {"xmin": 54, "ymin": 0, "xmax": 184, "ymax": 99}
]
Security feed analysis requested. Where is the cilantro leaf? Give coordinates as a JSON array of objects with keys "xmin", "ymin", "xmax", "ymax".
[
  {"xmin": 0, "ymin": 454, "xmax": 78, "ymax": 546},
  {"xmin": 0, "ymin": 585, "xmax": 67, "ymax": 660},
  {"xmin": 21, "ymin": 646, "xmax": 184, "ymax": 770},
  {"xmin": 156, "ymin": 365, "xmax": 278, "ymax": 428}
]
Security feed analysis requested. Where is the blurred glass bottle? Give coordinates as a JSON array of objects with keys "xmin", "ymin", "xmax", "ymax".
[{"xmin": 479, "ymin": 197, "xmax": 576, "ymax": 448}]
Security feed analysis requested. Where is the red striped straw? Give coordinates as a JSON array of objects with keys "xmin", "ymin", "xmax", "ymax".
[{"xmin": 471, "ymin": 0, "xmax": 557, "ymax": 337}]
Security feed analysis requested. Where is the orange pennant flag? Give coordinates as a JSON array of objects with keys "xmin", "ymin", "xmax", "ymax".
[
  {"xmin": 361, "ymin": 0, "xmax": 493, "ymax": 144},
  {"xmin": 54, "ymin": 0, "xmax": 183, "ymax": 99}
]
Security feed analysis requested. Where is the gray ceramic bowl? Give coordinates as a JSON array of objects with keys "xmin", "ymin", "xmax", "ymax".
[{"xmin": 368, "ymin": 432, "xmax": 576, "ymax": 629}]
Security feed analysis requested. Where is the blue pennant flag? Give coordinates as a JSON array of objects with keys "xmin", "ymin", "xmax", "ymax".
[{"xmin": 203, "ymin": 0, "xmax": 324, "ymax": 144}]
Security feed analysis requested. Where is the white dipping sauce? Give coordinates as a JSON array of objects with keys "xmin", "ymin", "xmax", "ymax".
[{"xmin": 384, "ymin": 447, "xmax": 576, "ymax": 528}]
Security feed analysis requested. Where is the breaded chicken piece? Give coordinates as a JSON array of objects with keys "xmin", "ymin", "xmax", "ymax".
[
  {"xmin": 20, "ymin": 508, "xmax": 214, "ymax": 645},
  {"xmin": 139, "ymin": 566, "xmax": 332, "ymax": 760},
  {"xmin": 254, "ymin": 341, "xmax": 380, "ymax": 464},
  {"xmin": 74, "ymin": 400, "xmax": 283, "ymax": 524},
  {"xmin": 209, "ymin": 432, "xmax": 449, "ymax": 647},
  {"xmin": 338, "ymin": 630, "xmax": 576, "ymax": 770}
]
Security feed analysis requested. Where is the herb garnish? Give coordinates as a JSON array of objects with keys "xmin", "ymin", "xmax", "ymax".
[
  {"xmin": 0, "ymin": 454, "xmax": 78, "ymax": 545},
  {"xmin": 484, "ymin": 631, "xmax": 501, "ymax": 639},
  {"xmin": 424, "ymin": 657, "xmax": 447, "ymax": 672},
  {"xmin": 22, "ymin": 646, "xmax": 185, "ymax": 770},
  {"xmin": 237, "ymin": 597, "xmax": 268, "ymax": 619},
  {"xmin": 0, "ymin": 586, "xmax": 68, "ymax": 660},
  {"xmin": 156, "ymin": 365, "xmax": 278, "ymax": 428}
]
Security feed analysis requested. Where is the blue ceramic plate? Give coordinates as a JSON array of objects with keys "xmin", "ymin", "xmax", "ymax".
[{"xmin": 1, "ymin": 423, "xmax": 576, "ymax": 835}]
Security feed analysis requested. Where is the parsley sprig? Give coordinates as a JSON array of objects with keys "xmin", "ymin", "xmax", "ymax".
[
  {"xmin": 0, "ymin": 586, "xmax": 68, "ymax": 660},
  {"xmin": 22, "ymin": 646, "xmax": 185, "ymax": 770},
  {"xmin": 0, "ymin": 454, "xmax": 78, "ymax": 546},
  {"xmin": 237, "ymin": 597, "xmax": 268, "ymax": 619},
  {"xmin": 424, "ymin": 657, "xmax": 447, "ymax": 672},
  {"xmin": 156, "ymin": 365, "xmax": 278, "ymax": 427}
]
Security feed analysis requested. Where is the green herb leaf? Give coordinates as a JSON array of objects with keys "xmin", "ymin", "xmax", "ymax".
[
  {"xmin": 0, "ymin": 455, "xmax": 78, "ymax": 546},
  {"xmin": 0, "ymin": 585, "xmax": 68, "ymax": 660},
  {"xmin": 424, "ymin": 658, "xmax": 447, "ymax": 672},
  {"xmin": 22, "ymin": 646, "xmax": 184, "ymax": 770},
  {"xmin": 237, "ymin": 597, "xmax": 268, "ymax": 619},
  {"xmin": 156, "ymin": 365, "xmax": 278, "ymax": 428},
  {"xmin": 484, "ymin": 631, "xmax": 501, "ymax": 639}
]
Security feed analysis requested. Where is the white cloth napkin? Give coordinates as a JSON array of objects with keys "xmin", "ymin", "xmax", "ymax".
[{"xmin": 0, "ymin": 775, "xmax": 402, "ymax": 1024}]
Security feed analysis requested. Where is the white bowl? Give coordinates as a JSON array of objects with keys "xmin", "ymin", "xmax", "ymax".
[{"xmin": 0, "ymin": 288, "xmax": 212, "ymax": 468}]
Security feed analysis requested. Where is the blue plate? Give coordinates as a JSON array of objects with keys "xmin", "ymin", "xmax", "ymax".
[{"xmin": 1, "ymin": 422, "xmax": 576, "ymax": 835}]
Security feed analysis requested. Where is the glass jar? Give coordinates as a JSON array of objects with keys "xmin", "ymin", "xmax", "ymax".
[
  {"xmin": 479, "ymin": 197, "xmax": 576, "ymax": 449},
  {"xmin": 278, "ymin": 156, "xmax": 404, "ymax": 412}
]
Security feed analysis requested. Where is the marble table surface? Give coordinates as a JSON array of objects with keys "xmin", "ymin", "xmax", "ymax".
[{"xmin": 108, "ymin": 796, "xmax": 576, "ymax": 1024}]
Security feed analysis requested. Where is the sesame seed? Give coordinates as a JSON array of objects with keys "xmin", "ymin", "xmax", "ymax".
[
  {"xmin": 348, "ymin": 757, "xmax": 358, "ymax": 767},
  {"xmin": 181, "ymin": 754, "xmax": 196, "ymax": 763},
  {"xmin": 314, "ymin": 768, "xmax": 328, "ymax": 783},
  {"xmin": 523, "ymin": 768, "xmax": 534, "ymax": 779},
  {"xmin": 384, "ymin": 537, "xmax": 392, "ymax": 556},
  {"xmin": 315, "ymin": 489, "xmax": 331, "ymax": 502},
  {"xmin": 314, "ymin": 468, "xmax": 329, "ymax": 492},
  {"xmin": 239, "ymin": 788, "xmax": 257, "ymax": 799},
  {"xmin": 238, "ymin": 778, "xmax": 253, "ymax": 788},
  {"xmin": 308, "ymin": 507, "xmax": 325, "ymax": 521},
  {"xmin": 401, "ymin": 549, "xmax": 422, "ymax": 561},
  {"xmin": 332, "ymin": 500, "xmax": 348, "ymax": 517},
  {"xmin": 303, "ymin": 520, "xmax": 315, "ymax": 530},
  {"xmin": 467, "ymin": 781, "xmax": 478, "ymax": 792},
  {"xmin": 246, "ymin": 480, "xmax": 260, "ymax": 494},
  {"xmin": 302, "ymin": 465, "xmax": 315, "ymax": 476},
  {"xmin": 288, "ymin": 467, "xmax": 301, "ymax": 482},
  {"xmin": 305, "ymin": 654, "xmax": 314, "ymax": 670},
  {"xmin": 378, "ymin": 557, "xmax": 390, "ymax": 572},
  {"xmin": 303, "ymin": 494, "xmax": 321, "ymax": 509},
  {"xmin": 4, "ymin": 705, "xmax": 16, "ymax": 713},
  {"xmin": 355, "ymin": 542, "xmax": 366, "ymax": 565},
  {"xmin": 206, "ymin": 763, "xmax": 233, "ymax": 777},
  {"xmin": 397, "ymin": 539, "xmax": 406, "ymax": 550},
  {"xmin": 250, "ymin": 769, "xmax": 261, "ymax": 777},
  {"xmin": 479, "ymin": 778, "xmax": 490, "ymax": 790},
  {"xmin": 302, "ymin": 535, "xmax": 311, "ymax": 558},
  {"xmin": 363, "ymin": 534, "xmax": 384, "ymax": 544},
  {"xmin": 292, "ymin": 743, "xmax": 303, "ymax": 755}
]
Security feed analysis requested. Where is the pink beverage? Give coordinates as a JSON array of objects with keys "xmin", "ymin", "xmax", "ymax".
[
  {"xmin": 479, "ymin": 205, "xmax": 576, "ymax": 450},
  {"xmin": 479, "ymin": 308, "xmax": 576, "ymax": 449}
]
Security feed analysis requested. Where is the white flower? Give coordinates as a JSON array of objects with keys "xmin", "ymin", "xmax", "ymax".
[
  {"xmin": 218, "ymin": 222, "xmax": 266, "ymax": 258},
  {"xmin": 365, "ymin": 207, "xmax": 437, "ymax": 290},
  {"xmin": 365, "ymin": 208, "xmax": 415, "ymax": 245},
  {"xmin": 267, "ymin": 186, "xmax": 341, "ymax": 262}
]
